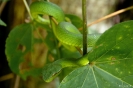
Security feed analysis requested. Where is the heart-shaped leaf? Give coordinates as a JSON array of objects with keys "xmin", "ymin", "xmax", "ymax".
[
  {"xmin": 59, "ymin": 20, "xmax": 133, "ymax": 88},
  {"xmin": 5, "ymin": 23, "xmax": 48, "ymax": 79}
]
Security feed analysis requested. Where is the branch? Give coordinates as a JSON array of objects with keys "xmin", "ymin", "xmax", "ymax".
[
  {"xmin": 0, "ymin": 1, "xmax": 7, "ymax": 16},
  {"xmin": 23, "ymin": 0, "xmax": 33, "ymax": 20},
  {"xmin": 87, "ymin": 5, "xmax": 133, "ymax": 27}
]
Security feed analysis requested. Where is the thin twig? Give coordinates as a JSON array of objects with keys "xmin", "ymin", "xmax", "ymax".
[
  {"xmin": 87, "ymin": 5, "xmax": 133, "ymax": 27},
  {"xmin": 49, "ymin": 16, "xmax": 61, "ymax": 59},
  {"xmin": 46, "ymin": 0, "xmax": 61, "ymax": 59},
  {"xmin": 76, "ymin": 47, "xmax": 83, "ymax": 55},
  {"xmin": 82, "ymin": 0, "xmax": 87, "ymax": 55},
  {"xmin": 0, "ymin": 73, "xmax": 14, "ymax": 82},
  {"xmin": 23, "ymin": 0, "xmax": 33, "ymax": 20},
  {"xmin": 51, "ymin": 17, "xmax": 58, "ymax": 25},
  {"xmin": 14, "ymin": 75, "xmax": 20, "ymax": 88},
  {"xmin": 0, "ymin": 1, "xmax": 7, "ymax": 16}
]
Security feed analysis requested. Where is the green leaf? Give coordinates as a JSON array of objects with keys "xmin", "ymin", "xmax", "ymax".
[
  {"xmin": 0, "ymin": 19, "xmax": 6, "ymax": 26},
  {"xmin": 60, "ymin": 65, "xmax": 133, "ymax": 88},
  {"xmin": 5, "ymin": 23, "xmax": 48, "ymax": 79},
  {"xmin": 59, "ymin": 20, "xmax": 133, "ymax": 88}
]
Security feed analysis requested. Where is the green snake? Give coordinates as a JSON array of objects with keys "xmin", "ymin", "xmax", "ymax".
[{"xmin": 30, "ymin": 1, "xmax": 101, "ymax": 82}]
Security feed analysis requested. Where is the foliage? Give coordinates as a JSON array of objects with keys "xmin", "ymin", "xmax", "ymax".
[
  {"xmin": 59, "ymin": 21, "xmax": 133, "ymax": 88},
  {"xmin": 5, "ymin": 0, "xmax": 133, "ymax": 88},
  {"xmin": 0, "ymin": 19, "xmax": 6, "ymax": 26}
]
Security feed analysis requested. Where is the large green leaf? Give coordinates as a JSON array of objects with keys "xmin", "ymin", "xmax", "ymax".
[
  {"xmin": 59, "ymin": 21, "xmax": 133, "ymax": 88},
  {"xmin": 5, "ymin": 23, "xmax": 49, "ymax": 79}
]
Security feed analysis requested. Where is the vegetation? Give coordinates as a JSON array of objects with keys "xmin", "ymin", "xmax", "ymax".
[{"xmin": 1, "ymin": 0, "xmax": 133, "ymax": 88}]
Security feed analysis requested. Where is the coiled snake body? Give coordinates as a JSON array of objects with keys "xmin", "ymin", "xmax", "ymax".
[{"xmin": 30, "ymin": 1, "xmax": 101, "ymax": 82}]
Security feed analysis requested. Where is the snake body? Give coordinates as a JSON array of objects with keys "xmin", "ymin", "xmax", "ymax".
[
  {"xmin": 30, "ymin": 1, "xmax": 101, "ymax": 47},
  {"xmin": 30, "ymin": 1, "xmax": 65, "ymax": 24},
  {"xmin": 56, "ymin": 22, "xmax": 101, "ymax": 47},
  {"xmin": 30, "ymin": 1, "xmax": 100, "ymax": 81}
]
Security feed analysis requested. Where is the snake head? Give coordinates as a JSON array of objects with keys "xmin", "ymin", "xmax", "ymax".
[
  {"xmin": 42, "ymin": 61, "xmax": 62, "ymax": 82},
  {"xmin": 42, "ymin": 57, "xmax": 89, "ymax": 82}
]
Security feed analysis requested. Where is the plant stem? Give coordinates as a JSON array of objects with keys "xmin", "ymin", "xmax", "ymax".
[
  {"xmin": 14, "ymin": 75, "xmax": 20, "ymax": 88},
  {"xmin": 0, "ymin": 73, "xmax": 14, "ymax": 82},
  {"xmin": 0, "ymin": 1, "xmax": 7, "ymax": 16},
  {"xmin": 82, "ymin": 0, "xmax": 87, "ymax": 55},
  {"xmin": 49, "ymin": 16, "xmax": 61, "ymax": 59},
  {"xmin": 46, "ymin": 0, "xmax": 60, "ymax": 59},
  {"xmin": 23, "ymin": 0, "xmax": 33, "ymax": 20}
]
